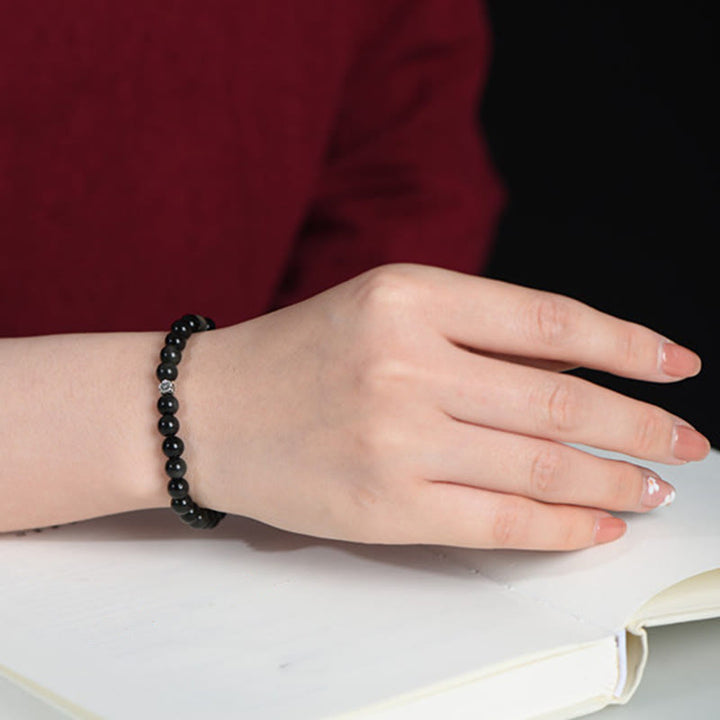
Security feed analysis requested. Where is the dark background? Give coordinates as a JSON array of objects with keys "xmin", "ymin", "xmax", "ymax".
[{"xmin": 481, "ymin": 3, "xmax": 719, "ymax": 446}]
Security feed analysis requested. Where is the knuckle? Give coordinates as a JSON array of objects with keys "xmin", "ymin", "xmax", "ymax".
[
  {"xmin": 491, "ymin": 499, "xmax": 525, "ymax": 547},
  {"xmin": 354, "ymin": 415, "xmax": 398, "ymax": 463},
  {"xmin": 346, "ymin": 479, "xmax": 383, "ymax": 517},
  {"xmin": 604, "ymin": 462, "xmax": 639, "ymax": 509},
  {"xmin": 528, "ymin": 446, "xmax": 566, "ymax": 498},
  {"xmin": 525, "ymin": 294, "xmax": 576, "ymax": 347},
  {"xmin": 632, "ymin": 408, "xmax": 666, "ymax": 456},
  {"xmin": 616, "ymin": 325, "xmax": 646, "ymax": 370},
  {"xmin": 353, "ymin": 264, "xmax": 420, "ymax": 317},
  {"xmin": 358, "ymin": 355, "xmax": 415, "ymax": 398},
  {"xmin": 351, "ymin": 415, "xmax": 416, "ymax": 487},
  {"xmin": 350, "ymin": 266, "xmax": 427, "ymax": 387},
  {"xmin": 535, "ymin": 379, "xmax": 579, "ymax": 433}
]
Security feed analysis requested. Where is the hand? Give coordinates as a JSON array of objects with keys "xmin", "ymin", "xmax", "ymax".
[{"xmin": 184, "ymin": 264, "xmax": 708, "ymax": 550}]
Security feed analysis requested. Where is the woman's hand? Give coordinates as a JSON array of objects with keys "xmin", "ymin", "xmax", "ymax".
[{"xmin": 185, "ymin": 264, "xmax": 708, "ymax": 550}]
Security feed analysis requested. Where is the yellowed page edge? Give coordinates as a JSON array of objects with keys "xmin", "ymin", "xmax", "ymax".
[{"xmin": 0, "ymin": 663, "xmax": 100, "ymax": 720}]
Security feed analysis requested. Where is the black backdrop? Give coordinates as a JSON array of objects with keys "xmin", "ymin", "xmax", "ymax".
[{"xmin": 481, "ymin": 3, "xmax": 719, "ymax": 446}]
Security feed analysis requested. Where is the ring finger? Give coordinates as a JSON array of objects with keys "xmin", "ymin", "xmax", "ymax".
[{"xmin": 423, "ymin": 418, "xmax": 677, "ymax": 513}]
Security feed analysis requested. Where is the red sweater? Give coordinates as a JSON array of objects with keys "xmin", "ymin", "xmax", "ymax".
[{"xmin": 0, "ymin": 0, "xmax": 503, "ymax": 336}]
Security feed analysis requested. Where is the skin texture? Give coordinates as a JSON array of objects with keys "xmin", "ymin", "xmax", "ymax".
[{"xmin": 0, "ymin": 265, "xmax": 709, "ymax": 549}]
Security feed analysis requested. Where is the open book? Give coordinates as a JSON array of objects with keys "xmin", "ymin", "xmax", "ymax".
[{"xmin": 1, "ymin": 448, "xmax": 719, "ymax": 719}]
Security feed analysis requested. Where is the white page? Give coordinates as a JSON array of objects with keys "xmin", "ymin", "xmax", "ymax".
[{"xmin": 1, "ymin": 509, "xmax": 605, "ymax": 720}]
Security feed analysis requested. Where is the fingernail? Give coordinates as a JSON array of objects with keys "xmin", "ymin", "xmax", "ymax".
[
  {"xmin": 639, "ymin": 471, "xmax": 676, "ymax": 510},
  {"xmin": 672, "ymin": 423, "xmax": 711, "ymax": 462},
  {"xmin": 593, "ymin": 515, "xmax": 627, "ymax": 544},
  {"xmin": 660, "ymin": 341, "xmax": 701, "ymax": 378}
]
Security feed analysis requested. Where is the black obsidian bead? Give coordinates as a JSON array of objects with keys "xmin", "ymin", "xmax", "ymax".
[
  {"xmin": 160, "ymin": 345, "xmax": 182, "ymax": 365},
  {"xmin": 180, "ymin": 505, "xmax": 200, "ymax": 524},
  {"xmin": 156, "ymin": 362, "xmax": 178, "ymax": 381},
  {"xmin": 204, "ymin": 317, "xmax": 216, "ymax": 330},
  {"xmin": 164, "ymin": 332, "xmax": 187, "ymax": 350},
  {"xmin": 157, "ymin": 394, "xmax": 179, "ymax": 415},
  {"xmin": 171, "ymin": 318, "xmax": 193, "ymax": 338},
  {"xmin": 171, "ymin": 496, "xmax": 194, "ymax": 515},
  {"xmin": 165, "ymin": 457, "xmax": 187, "ymax": 479},
  {"xmin": 189, "ymin": 509, "xmax": 211, "ymax": 529},
  {"xmin": 158, "ymin": 413, "xmax": 180, "ymax": 436},
  {"xmin": 162, "ymin": 434, "xmax": 185, "ymax": 458},
  {"xmin": 167, "ymin": 477, "xmax": 190, "ymax": 499},
  {"xmin": 181, "ymin": 314, "xmax": 203, "ymax": 333}
]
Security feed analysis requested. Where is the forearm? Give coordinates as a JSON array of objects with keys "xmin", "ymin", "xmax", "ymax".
[{"xmin": 0, "ymin": 331, "xmax": 170, "ymax": 532}]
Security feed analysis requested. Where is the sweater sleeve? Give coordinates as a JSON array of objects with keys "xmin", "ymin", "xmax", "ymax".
[{"xmin": 272, "ymin": 0, "xmax": 505, "ymax": 307}]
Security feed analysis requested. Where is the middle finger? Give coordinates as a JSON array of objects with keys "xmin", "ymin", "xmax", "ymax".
[{"xmin": 438, "ymin": 347, "xmax": 709, "ymax": 465}]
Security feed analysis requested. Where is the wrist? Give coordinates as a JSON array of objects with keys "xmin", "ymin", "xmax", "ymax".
[
  {"xmin": 177, "ymin": 324, "xmax": 239, "ymax": 514},
  {"xmin": 0, "ymin": 331, "xmax": 169, "ymax": 533},
  {"xmin": 115, "ymin": 330, "xmax": 173, "ymax": 514}
]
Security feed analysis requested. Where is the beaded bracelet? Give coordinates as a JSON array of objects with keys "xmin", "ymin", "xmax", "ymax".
[{"xmin": 156, "ymin": 314, "xmax": 226, "ymax": 530}]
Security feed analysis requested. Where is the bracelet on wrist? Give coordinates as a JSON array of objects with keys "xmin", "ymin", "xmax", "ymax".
[{"xmin": 156, "ymin": 314, "xmax": 225, "ymax": 530}]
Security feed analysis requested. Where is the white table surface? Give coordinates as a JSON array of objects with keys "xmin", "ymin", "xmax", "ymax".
[{"xmin": 3, "ymin": 615, "xmax": 719, "ymax": 719}]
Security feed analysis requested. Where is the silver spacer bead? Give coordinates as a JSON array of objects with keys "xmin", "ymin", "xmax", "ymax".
[{"xmin": 159, "ymin": 379, "xmax": 176, "ymax": 395}]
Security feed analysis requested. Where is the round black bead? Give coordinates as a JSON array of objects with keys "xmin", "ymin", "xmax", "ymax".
[
  {"xmin": 158, "ymin": 413, "xmax": 180, "ymax": 436},
  {"xmin": 181, "ymin": 314, "xmax": 203, "ymax": 333},
  {"xmin": 164, "ymin": 332, "xmax": 187, "ymax": 350},
  {"xmin": 204, "ymin": 316, "xmax": 216, "ymax": 330},
  {"xmin": 165, "ymin": 457, "xmax": 187, "ymax": 479},
  {"xmin": 157, "ymin": 394, "xmax": 179, "ymax": 415},
  {"xmin": 180, "ymin": 504, "xmax": 200, "ymax": 524},
  {"xmin": 171, "ymin": 318, "xmax": 193, "ymax": 339},
  {"xmin": 170, "ymin": 496, "xmax": 194, "ymax": 515},
  {"xmin": 156, "ymin": 362, "xmax": 178, "ymax": 381},
  {"xmin": 190, "ymin": 509, "xmax": 211, "ymax": 529},
  {"xmin": 162, "ymin": 434, "xmax": 185, "ymax": 458},
  {"xmin": 160, "ymin": 345, "xmax": 182, "ymax": 365},
  {"xmin": 167, "ymin": 477, "xmax": 190, "ymax": 499}
]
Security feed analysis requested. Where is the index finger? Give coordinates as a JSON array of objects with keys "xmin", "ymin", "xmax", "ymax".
[{"xmin": 414, "ymin": 266, "xmax": 701, "ymax": 383}]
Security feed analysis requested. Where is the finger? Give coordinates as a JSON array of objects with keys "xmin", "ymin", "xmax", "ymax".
[
  {"xmin": 413, "ymin": 266, "xmax": 701, "ymax": 382},
  {"xmin": 437, "ymin": 348, "xmax": 710, "ymax": 464},
  {"xmin": 423, "ymin": 420, "xmax": 677, "ymax": 513},
  {"xmin": 410, "ymin": 482, "xmax": 626, "ymax": 550}
]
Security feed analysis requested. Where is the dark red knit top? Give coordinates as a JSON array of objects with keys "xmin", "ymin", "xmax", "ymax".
[{"xmin": 0, "ymin": 0, "xmax": 503, "ymax": 337}]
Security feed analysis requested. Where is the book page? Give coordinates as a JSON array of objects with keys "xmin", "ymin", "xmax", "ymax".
[
  {"xmin": 1, "ymin": 509, "xmax": 607, "ymax": 720},
  {"xmin": 630, "ymin": 568, "xmax": 720, "ymax": 628}
]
